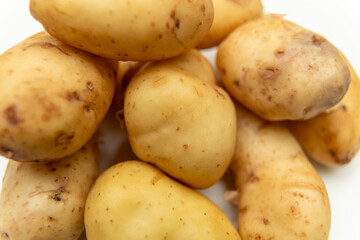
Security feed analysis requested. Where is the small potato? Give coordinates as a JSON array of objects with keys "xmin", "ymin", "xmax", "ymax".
[
  {"xmin": 230, "ymin": 104, "xmax": 331, "ymax": 240},
  {"xmin": 30, "ymin": 0, "xmax": 214, "ymax": 61},
  {"xmin": 287, "ymin": 58, "xmax": 360, "ymax": 166},
  {"xmin": 0, "ymin": 32, "xmax": 116, "ymax": 162},
  {"xmin": 0, "ymin": 141, "xmax": 99, "ymax": 240},
  {"xmin": 85, "ymin": 160, "xmax": 241, "ymax": 240},
  {"xmin": 217, "ymin": 16, "xmax": 350, "ymax": 121},
  {"xmin": 124, "ymin": 64, "xmax": 236, "ymax": 188},
  {"xmin": 197, "ymin": 0, "xmax": 263, "ymax": 49}
]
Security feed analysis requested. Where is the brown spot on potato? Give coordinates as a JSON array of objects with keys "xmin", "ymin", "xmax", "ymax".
[
  {"xmin": 214, "ymin": 88, "xmax": 225, "ymax": 99},
  {"xmin": 3, "ymin": 105, "xmax": 23, "ymax": 125},
  {"xmin": 275, "ymin": 49, "xmax": 285, "ymax": 57},
  {"xmin": 151, "ymin": 173, "xmax": 164, "ymax": 185},
  {"xmin": 341, "ymin": 105, "xmax": 347, "ymax": 111},
  {"xmin": 261, "ymin": 67, "xmax": 280, "ymax": 79},
  {"xmin": 239, "ymin": 206, "xmax": 247, "ymax": 216},
  {"xmin": 54, "ymin": 131, "xmax": 75, "ymax": 147},
  {"xmin": 87, "ymin": 82, "xmax": 94, "ymax": 91},
  {"xmin": 67, "ymin": 91, "xmax": 82, "ymax": 101},
  {"xmin": 262, "ymin": 218, "xmax": 270, "ymax": 225},
  {"xmin": 183, "ymin": 144, "xmax": 189, "ymax": 150},
  {"xmin": 312, "ymin": 34, "xmax": 325, "ymax": 46},
  {"xmin": 200, "ymin": 4, "xmax": 206, "ymax": 11},
  {"xmin": 247, "ymin": 172, "xmax": 260, "ymax": 183},
  {"xmin": 53, "ymin": 194, "xmax": 62, "ymax": 201}
]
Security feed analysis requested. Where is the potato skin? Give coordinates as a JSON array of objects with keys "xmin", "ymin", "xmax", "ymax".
[
  {"xmin": 0, "ymin": 32, "xmax": 116, "ymax": 162},
  {"xmin": 30, "ymin": 0, "xmax": 214, "ymax": 61},
  {"xmin": 230, "ymin": 105, "xmax": 331, "ymax": 240},
  {"xmin": 0, "ymin": 141, "xmax": 99, "ymax": 240},
  {"xmin": 217, "ymin": 16, "xmax": 350, "ymax": 121},
  {"xmin": 287, "ymin": 59, "xmax": 360, "ymax": 166},
  {"xmin": 124, "ymin": 64, "xmax": 236, "ymax": 188},
  {"xmin": 197, "ymin": 0, "xmax": 263, "ymax": 49},
  {"xmin": 85, "ymin": 160, "xmax": 241, "ymax": 240}
]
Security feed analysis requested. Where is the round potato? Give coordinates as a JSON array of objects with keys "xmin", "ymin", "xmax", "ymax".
[
  {"xmin": 124, "ymin": 64, "xmax": 236, "ymax": 189},
  {"xmin": 230, "ymin": 104, "xmax": 331, "ymax": 240},
  {"xmin": 30, "ymin": 0, "xmax": 214, "ymax": 61},
  {"xmin": 197, "ymin": 0, "xmax": 263, "ymax": 49},
  {"xmin": 85, "ymin": 160, "xmax": 241, "ymax": 240},
  {"xmin": 0, "ymin": 31, "xmax": 116, "ymax": 162},
  {"xmin": 0, "ymin": 141, "xmax": 99, "ymax": 240},
  {"xmin": 287, "ymin": 58, "xmax": 360, "ymax": 166},
  {"xmin": 217, "ymin": 16, "xmax": 350, "ymax": 121}
]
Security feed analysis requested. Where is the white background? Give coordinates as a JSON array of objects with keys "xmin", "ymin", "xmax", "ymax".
[{"xmin": 0, "ymin": 1, "xmax": 360, "ymax": 239}]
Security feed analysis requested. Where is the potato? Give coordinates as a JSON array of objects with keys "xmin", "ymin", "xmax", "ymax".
[
  {"xmin": 0, "ymin": 32, "xmax": 116, "ymax": 162},
  {"xmin": 217, "ymin": 16, "xmax": 351, "ymax": 121},
  {"xmin": 30, "ymin": 0, "xmax": 214, "ymax": 61},
  {"xmin": 124, "ymin": 63, "xmax": 236, "ymax": 188},
  {"xmin": 85, "ymin": 160, "xmax": 241, "ymax": 240},
  {"xmin": 0, "ymin": 141, "xmax": 99, "ymax": 240},
  {"xmin": 197, "ymin": 0, "xmax": 263, "ymax": 49},
  {"xmin": 287, "ymin": 58, "xmax": 360, "ymax": 166},
  {"xmin": 230, "ymin": 104, "xmax": 331, "ymax": 240}
]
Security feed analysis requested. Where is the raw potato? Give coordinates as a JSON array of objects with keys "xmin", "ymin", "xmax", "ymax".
[
  {"xmin": 197, "ymin": 0, "xmax": 263, "ymax": 49},
  {"xmin": 287, "ymin": 59, "xmax": 360, "ymax": 166},
  {"xmin": 85, "ymin": 160, "xmax": 241, "ymax": 240},
  {"xmin": 0, "ymin": 31, "xmax": 116, "ymax": 162},
  {"xmin": 124, "ymin": 64, "xmax": 236, "ymax": 188},
  {"xmin": 30, "ymin": 0, "xmax": 214, "ymax": 61},
  {"xmin": 230, "ymin": 104, "xmax": 331, "ymax": 240},
  {"xmin": 0, "ymin": 141, "xmax": 99, "ymax": 240},
  {"xmin": 217, "ymin": 16, "xmax": 351, "ymax": 121}
]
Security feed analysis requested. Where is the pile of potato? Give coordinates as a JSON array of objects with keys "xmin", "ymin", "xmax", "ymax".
[{"xmin": 0, "ymin": 0, "xmax": 359, "ymax": 239}]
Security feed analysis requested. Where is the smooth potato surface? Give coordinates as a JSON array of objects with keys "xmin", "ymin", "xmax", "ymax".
[
  {"xmin": 0, "ymin": 32, "xmax": 116, "ymax": 162},
  {"xmin": 230, "ymin": 105, "xmax": 331, "ymax": 240},
  {"xmin": 124, "ymin": 64, "xmax": 236, "ymax": 188},
  {"xmin": 0, "ymin": 141, "xmax": 99, "ymax": 240},
  {"xmin": 217, "ymin": 16, "xmax": 350, "ymax": 121},
  {"xmin": 85, "ymin": 160, "xmax": 241, "ymax": 240},
  {"xmin": 287, "ymin": 59, "xmax": 360, "ymax": 166},
  {"xmin": 30, "ymin": 0, "xmax": 214, "ymax": 61},
  {"xmin": 197, "ymin": 0, "xmax": 263, "ymax": 48}
]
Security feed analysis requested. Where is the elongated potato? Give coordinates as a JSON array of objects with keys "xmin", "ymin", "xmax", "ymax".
[
  {"xmin": 197, "ymin": 0, "xmax": 263, "ymax": 49},
  {"xmin": 85, "ymin": 160, "xmax": 241, "ymax": 240},
  {"xmin": 0, "ymin": 141, "xmax": 99, "ymax": 240},
  {"xmin": 30, "ymin": 0, "xmax": 214, "ymax": 61},
  {"xmin": 217, "ymin": 16, "xmax": 350, "ymax": 121},
  {"xmin": 287, "ymin": 59, "xmax": 360, "ymax": 166},
  {"xmin": 124, "ymin": 64, "xmax": 236, "ymax": 188},
  {"xmin": 0, "ymin": 32, "xmax": 116, "ymax": 162},
  {"xmin": 230, "ymin": 105, "xmax": 331, "ymax": 240}
]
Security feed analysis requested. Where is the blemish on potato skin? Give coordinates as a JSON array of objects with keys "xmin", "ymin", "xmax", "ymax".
[
  {"xmin": 3, "ymin": 105, "xmax": 23, "ymax": 126},
  {"xmin": 262, "ymin": 218, "xmax": 270, "ymax": 225},
  {"xmin": 183, "ymin": 144, "xmax": 189, "ymax": 150},
  {"xmin": 67, "ymin": 91, "xmax": 82, "ymax": 101},
  {"xmin": 27, "ymin": 42, "xmax": 70, "ymax": 56},
  {"xmin": 247, "ymin": 172, "xmax": 260, "ymax": 183}
]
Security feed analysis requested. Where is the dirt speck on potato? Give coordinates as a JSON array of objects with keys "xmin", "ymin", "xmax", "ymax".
[{"xmin": 3, "ymin": 105, "xmax": 22, "ymax": 126}]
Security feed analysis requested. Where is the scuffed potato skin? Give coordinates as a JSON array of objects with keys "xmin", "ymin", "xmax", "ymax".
[
  {"xmin": 30, "ymin": 0, "xmax": 214, "ymax": 61},
  {"xmin": 0, "ymin": 32, "xmax": 116, "ymax": 162},
  {"xmin": 124, "ymin": 64, "xmax": 236, "ymax": 189},
  {"xmin": 217, "ymin": 16, "xmax": 350, "ymax": 121},
  {"xmin": 197, "ymin": 0, "xmax": 263, "ymax": 49},
  {"xmin": 85, "ymin": 160, "xmax": 241, "ymax": 240},
  {"xmin": 287, "ymin": 59, "xmax": 360, "ymax": 166},
  {"xmin": 0, "ymin": 141, "xmax": 99, "ymax": 240},
  {"xmin": 231, "ymin": 105, "xmax": 331, "ymax": 240}
]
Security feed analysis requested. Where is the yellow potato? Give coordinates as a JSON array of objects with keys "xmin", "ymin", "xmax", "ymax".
[
  {"xmin": 124, "ymin": 64, "xmax": 236, "ymax": 188},
  {"xmin": 217, "ymin": 16, "xmax": 350, "ymax": 121},
  {"xmin": 0, "ymin": 141, "xmax": 99, "ymax": 240},
  {"xmin": 230, "ymin": 104, "xmax": 331, "ymax": 240},
  {"xmin": 197, "ymin": 0, "xmax": 263, "ymax": 49},
  {"xmin": 287, "ymin": 59, "xmax": 360, "ymax": 166},
  {"xmin": 85, "ymin": 160, "xmax": 241, "ymax": 240},
  {"xmin": 30, "ymin": 0, "xmax": 214, "ymax": 61},
  {"xmin": 0, "ymin": 32, "xmax": 116, "ymax": 162}
]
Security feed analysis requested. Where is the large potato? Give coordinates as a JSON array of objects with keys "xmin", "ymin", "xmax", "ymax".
[
  {"xmin": 287, "ymin": 58, "xmax": 360, "ymax": 166},
  {"xmin": 30, "ymin": 0, "xmax": 214, "ymax": 61},
  {"xmin": 0, "ymin": 32, "xmax": 116, "ymax": 162},
  {"xmin": 85, "ymin": 160, "xmax": 241, "ymax": 240},
  {"xmin": 217, "ymin": 16, "xmax": 350, "ymax": 121},
  {"xmin": 197, "ymin": 0, "xmax": 263, "ymax": 49},
  {"xmin": 0, "ymin": 141, "xmax": 99, "ymax": 240},
  {"xmin": 230, "ymin": 104, "xmax": 331, "ymax": 240},
  {"xmin": 124, "ymin": 64, "xmax": 236, "ymax": 189}
]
